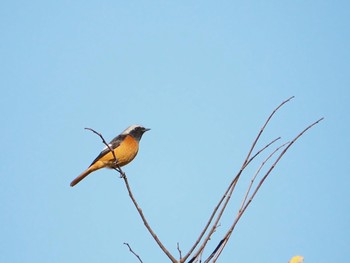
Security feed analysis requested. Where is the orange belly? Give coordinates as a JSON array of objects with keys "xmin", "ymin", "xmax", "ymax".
[{"xmin": 99, "ymin": 135, "xmax": 139, "ymax": 167}]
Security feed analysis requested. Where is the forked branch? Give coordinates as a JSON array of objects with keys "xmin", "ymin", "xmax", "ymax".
[
  {"xmin": 84, "ymin": 97, "xmax": 323, "ymax": 263},
  {"xmin": 207, "ymin": 117, "xmax": 324, "ymax": 262}
]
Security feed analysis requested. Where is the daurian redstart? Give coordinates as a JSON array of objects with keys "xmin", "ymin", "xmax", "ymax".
[{"xmin": 70, "ymin": 125, "xmax": 150, "ymax": 187}]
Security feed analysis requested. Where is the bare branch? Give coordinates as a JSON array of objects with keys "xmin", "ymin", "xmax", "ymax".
[
  {"xmin": 124, "ymin": 242, "xmax": 143, "ymax": 263},
  {"xmin": 186, "ymin": 177, "xmax": 238, "ymax": 263},
  {"xmin": 182, "ymin": 177, "xmax": 237, "ymax": 262},
  {"xmin": 203, "ymin": 141, "xmax": 289, "ymax": 263},
  {"xmin": 239, "ymin": 141, "xmax": 290, "ymax": 212},
  {"xmin": 241, "ymin": 96, "xmax": 294, "ymax": 169},
  {"xmin": 186, "ymin": 97, "xmax": 294, "ymax": 263},
  {"xmin": 184, "ymin": 136, "xmax": 281, "ymax": 262},
  {"xmin": 83, "ymin": 99, "xmax": 322, "ymax": 263},
  {"xmin": 210, "ymin": 117, "xmax": 324, "ymax": 262},
  {"xmin": 247, "ymin": 137, "xmax": 281, "ymax": 166},
  {"xmin": 84, "ymin": 127, "xmax": 115, "ymax": 158},
  {"xmin": 177, "ymin": 242, "xmax": 183, "ymax": 260},
  {"xmin": 122, "ymin": 175, "xmax": 178, "ymax": 263}
]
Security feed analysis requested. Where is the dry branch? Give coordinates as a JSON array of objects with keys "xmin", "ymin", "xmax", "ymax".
[
  {"xmin": 187, "ymin": 96, "xmax": 296, "ymax": 263},
  {"xmin": 122, "ymin": 176, "xmax": 178, "ymax": 263},
  {"xmin": 84, "ymin": 97, "xmax": 323, "ymax": 263},
  {"xmin": 177, "ymin": 242, "xmax": 183, "ymax": 260},
  {"xmin": 239, "ymin": 141, "xmax": 290, "ymax": 212},
  {"xmin": 124, "ymin": 242, "xmax": 143, "ymax": 263},
  {"xmin": 208, "ymin": 117, "xmax": 324, "ymax": 262}
]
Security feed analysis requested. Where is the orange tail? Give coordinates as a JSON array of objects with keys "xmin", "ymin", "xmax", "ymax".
[
  {"xmin": 70, "ymin": 169, "xmax": 92, "ymax": 187},
  {"xmin": 70, "ymin": 162, "xmax": 104, "ymax": 187}
]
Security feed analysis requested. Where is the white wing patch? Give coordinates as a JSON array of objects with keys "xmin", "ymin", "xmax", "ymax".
[{"xmin": 102, "ymin": 143, "xmax": 112, "ymax": 151}]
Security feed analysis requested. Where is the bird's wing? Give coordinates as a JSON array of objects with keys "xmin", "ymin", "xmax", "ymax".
[{"xmin": 89, "ymin": 134, "xmax": 127, "ymax": 167}]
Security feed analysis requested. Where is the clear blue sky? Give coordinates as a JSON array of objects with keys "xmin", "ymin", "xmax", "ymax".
[{"xmin": 1, "ymin": 1, "xmax": 349, "ymax": 262}]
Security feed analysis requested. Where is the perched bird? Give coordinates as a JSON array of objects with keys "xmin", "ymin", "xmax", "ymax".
[{"xmin": 70, "ymin": 125, "xmax": 150, "ymax": 187}]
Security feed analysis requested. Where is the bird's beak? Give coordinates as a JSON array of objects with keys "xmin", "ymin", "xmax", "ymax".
[{"xmin": 144, "ymin": 128, "xmax": 151, "ymax": 132}]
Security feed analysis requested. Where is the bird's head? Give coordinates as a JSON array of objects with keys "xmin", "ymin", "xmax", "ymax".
[{"xmin": 122, "ymin": 125, "xmax": 150, "ymax": 141}]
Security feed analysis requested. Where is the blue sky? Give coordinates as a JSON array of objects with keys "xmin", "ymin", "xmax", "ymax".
[{"xmin": 1, "ymin": 1, "xmax": 349, "ymax": 262}]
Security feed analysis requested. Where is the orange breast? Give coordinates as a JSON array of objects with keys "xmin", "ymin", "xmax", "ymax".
[{"xmin": 99, "ymin": 135, "xmax": 139, "ymax": 167}]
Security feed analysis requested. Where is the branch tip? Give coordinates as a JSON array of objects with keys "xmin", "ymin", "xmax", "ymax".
[{"xmin": 124, "ymin": 242, "xmax": 143, "ymax": 263}]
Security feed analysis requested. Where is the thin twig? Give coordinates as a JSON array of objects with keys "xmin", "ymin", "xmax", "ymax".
[
  {"xmin": 84, "ymin": 128, "xmax": 116, "ymax": 160},
  {"xmin": 239, "ymin": 141, "xmax": 290, "ymax": 212},
  {"xmin": 199, "ymin": 248, "xmax": 205, "ymax": 263},
  {"xmin": 210, "ymin": 117, "xmax": 324, "ymax": 262},
  {"xmin": 124, "ymin": 242, "xmax": 143, "ymax": 263},
  {"xmin": 247, "ymin": 137, "xmax": 281, "ymax": 167},
  {"xmin": 241, "ymin": 96, "xmax": 294, "ymax": 169},
  {"xmin": 84, "ymin": 127, "xmax": 124, "ymax": 176},
  {"xmin": 177, "ymin": 242, "xmax": 183, "ymax": 260}
]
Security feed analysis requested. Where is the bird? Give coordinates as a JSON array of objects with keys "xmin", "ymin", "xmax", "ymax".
[{"xmin": 70, "ymin": 125, "xmax": 150, "ymax": 187}]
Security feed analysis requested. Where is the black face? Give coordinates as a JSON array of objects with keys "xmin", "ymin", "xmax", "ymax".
[{"xmin": 130, "ymin": 126, "xmax": 150, "ymax": 141}]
